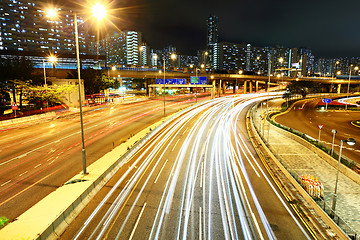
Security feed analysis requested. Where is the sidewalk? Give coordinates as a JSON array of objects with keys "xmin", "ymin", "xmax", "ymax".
[{"xmin": 253, "ymin": 105, "xmax": 360, "ymax": 237}]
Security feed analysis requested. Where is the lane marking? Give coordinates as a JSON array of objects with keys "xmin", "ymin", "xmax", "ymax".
[
  {"xmin": 128, "ymin": 202, "xmax": 147, "ymax": 240},
  {"xmin": 200, "ymin": 161, "xmax": 204, "ymax": 188},
  {"xmin": 34, "ymin": 163, "xmax": 42, "ymax": 169},
  {"xmin": 48, "ymin": 160, "xmax": 55, "ymax": 165},
  {"xmin": 172, "ymin": 139, "xmax": 180, "ymax": 151},
  {"xmin": 154, "ymin": 159, "xmax": 168, "ymax": 184},
  {"xmin": 19, "ymin": 171, "xmax": 28, "ymax": 177},
  {"xmin": 1, "ymin": 180, "xmax": 11, "ymax": 187}
]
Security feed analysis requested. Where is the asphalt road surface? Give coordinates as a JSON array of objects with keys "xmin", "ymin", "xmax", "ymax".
[
  {"xmin": 275, "ymin": 98, "xmax": 360, "ymax": 166},
  {"xmin": 60, "ymin": 93, "xmax": 313, "ymax": 240},
  {"xmin": 0, "ymin": 94, "xmax": 207, "ymax": 222}
]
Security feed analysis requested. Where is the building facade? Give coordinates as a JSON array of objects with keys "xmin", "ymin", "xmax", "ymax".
[{"xmin": 126, "ymin": 31, "xmax": 141, "ymax": 66}]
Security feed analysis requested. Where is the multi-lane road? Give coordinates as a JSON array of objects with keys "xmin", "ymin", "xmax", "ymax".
[
  {"xmin": 60, "ymin": 94, "xmax": 313, "ymax": 240},
  {"xmin": 275, "ymin": 98, "xmax": 360, "ymax": 165},
  {"xmin": 0, "ymin": 95, "xmax": 205, "ymax": 221}
]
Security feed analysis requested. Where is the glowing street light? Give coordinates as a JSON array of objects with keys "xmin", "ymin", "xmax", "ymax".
[
  {"xmin": 46, "ymin": 8, "xmax": 57, "ymax": 18},
  {"xmin": 163, "ymin": 54, "xmax": 176, "ymax": 117},
  {"xmin": 92, "ymin": 2, "xmax": 107, "ymax": 21},
  {"xmin": 43, "ymin": 55, "xmax": 57, "ymax": 87}
]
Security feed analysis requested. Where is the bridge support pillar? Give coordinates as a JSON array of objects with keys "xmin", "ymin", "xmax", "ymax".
[
  {"xmin": 233, "ymin": 80, "xmax": 237, "ymax": 94},
  {"xmin": 158, "ymin": 86, "xmax": 162, "ymax": 96},
  {"xmin": 256, "ymin": 81, "xmax": 259, "ymax": 92},
  {"xmin": 243, "ymin": 80, "xmax": 248, "ymax": 94},
  {"xmin": 218, "ymin": 80, "xmax": 222, "ymax": 97},
  {"xmin": 337, "ymin": 84, "xmax": 341, "ymax": 94},
  {"xmin": 249, "ymin": 81, "xmax": 253, "ymax": 93},
  {"xmin": 212, "ymin": 80, "xmax": 216, "ymax": 98},
  {"xmin": 223, "ymin": 81, "xmax": 226, "ymax": 95}
]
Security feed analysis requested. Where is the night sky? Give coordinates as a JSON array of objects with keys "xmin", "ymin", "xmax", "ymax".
[{"xmin": 82, "ymin": 0, "xmax": 360, "ymax": 58}]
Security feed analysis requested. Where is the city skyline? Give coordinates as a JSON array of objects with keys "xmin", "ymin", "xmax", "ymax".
[{"xmin": 108, "ymin": 0, "xmax": 360, "ymax": 58}]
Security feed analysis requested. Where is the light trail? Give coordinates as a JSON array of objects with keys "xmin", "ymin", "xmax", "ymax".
[{"xmin": 71, "ymin": 93, "xmax": 311, "ymax": 240}]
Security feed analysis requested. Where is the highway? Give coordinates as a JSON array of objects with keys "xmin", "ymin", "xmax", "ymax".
[
  {"xmin": 275, "ymin": 98, "xmax": 360, "ymax": 166},
  {"xmin": 0, "ymin": 94, "xmax": 206, "ymax": 222},
  {"xmin": 60, "ymin": 94, "xmax": 313, "ymax": 240}
]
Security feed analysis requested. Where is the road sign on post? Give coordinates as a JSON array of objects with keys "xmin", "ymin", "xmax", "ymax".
[
  {"xmin": 11, "ymin": 102, "xmax": 18, "ymax": 118},
  {"xmin": 318, "ymin": 124, "xmax": 324, "ymax": 142},
  {"xmin": 322, "ymin": 98, "xmax": 331, "ymax": 111},
  {"xmin": 322, "ymin": 98, "xmax": 331, "ymax": 104},
  {"xmin": 11, "ymin": 102, "xmax": 18, "ymax": 110}
]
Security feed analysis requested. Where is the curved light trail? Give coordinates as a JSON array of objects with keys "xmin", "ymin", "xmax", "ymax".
[{"xmin": 70, "ymin": 93, "xmax": 311, "ymax": 240}]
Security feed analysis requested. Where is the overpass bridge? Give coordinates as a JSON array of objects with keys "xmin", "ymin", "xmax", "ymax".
[{"xmin": 108, "ymin": 69, "xmax": 360, "ymax": 95}]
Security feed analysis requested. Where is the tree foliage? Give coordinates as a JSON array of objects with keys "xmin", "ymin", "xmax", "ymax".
[
  {"xmin": 67, "ymin": 68, "xmax": 120, "ymax": 95},
  {"xmin": 27, "ymin": 84, "xmax": 75, "ymax": 108},
  {"xmin": 286, "ymin": 80, "xmax": 321, "ymax": 98},
  {"xmin": 0, "ymin": 57, "xmax": 36, "ymax": 107}
]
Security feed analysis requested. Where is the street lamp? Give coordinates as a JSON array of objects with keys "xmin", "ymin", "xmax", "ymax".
[
  {"xmin": 332, "ymin": 61, "xmax": 340, "ymax": 79},
  {"xmin": 163, "ymin": 53, "xmax": 176, "ymax": 117},
  {"xmin": 331, "ymin": 129, "xmax": 337, "ymax": 156},
  {"xmin": 55, "ymin": 5, "xmax": 107, "ymax": 174},
  {"xmin": 346, "ymin": 65, "xmax": 358, "ymax": 110},
  {"xmin": 331, "ymin": 137, "xmax": 356, "ymax": 215},
  {"xmin": 43, "ymin": 54, "xmax": 57, "ymax": 87},
  {"xmin": 92, "ymin": 2, "xmax": 107, "ymax": 69}
]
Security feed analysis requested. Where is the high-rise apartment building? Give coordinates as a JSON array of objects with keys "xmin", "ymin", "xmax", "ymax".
[
  {"xmin": 97, "ymin": 31, "xmax": 127, "ymax": 65},
  {"xmin": 0, "ymin": 0, "xmax": 90, "ymax": 54},
  {"xmin": 207, "ymin": 15, "xmax": 219, "ymax": 69},
  {"xmin": 207, "ymin": 15, "xmax": 219, "ymax": 50},
  {"xmin": 126, "ymin": 31, "xmax": 141, "ymax": 65},
  {"xmin": 213, "ymin": 42, "xmax": 247, "ymax": 71},
  {"xmin": 140, "ymin": 43, "xmax": 149, "ymax": 66}
]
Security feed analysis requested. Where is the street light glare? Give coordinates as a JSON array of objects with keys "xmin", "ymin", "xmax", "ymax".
[
  {"xmin": 46, "ymin": 8, "xmax": 57, "ymax": 18},
  {"xmin": 171, "ymin": 53, "xmax": 176, "ymax": 60},
  {"xmin": 92, "ymin": 3, "xmax": 106, "ymax": 21},
  {"xmin": 48, "ymin": 55, "xmax": 57, "ymax": 63}
]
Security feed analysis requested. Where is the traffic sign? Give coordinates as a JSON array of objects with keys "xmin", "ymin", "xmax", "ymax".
[
  {"xmin": 318, "ymin": 124, "xmax": 324, "ymax": 130},
  {"xmin": 322, "ymin": 98, "xmax": 331, "ymax": 104},
  {"xmin": 11, "ymin": 102, "xmax": 18, "ymax": 110}
]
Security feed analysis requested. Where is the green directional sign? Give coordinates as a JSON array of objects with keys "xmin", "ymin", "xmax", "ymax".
[{"xmin": 190, "ymin": 76, "xmax": 199, "ymax": 84}]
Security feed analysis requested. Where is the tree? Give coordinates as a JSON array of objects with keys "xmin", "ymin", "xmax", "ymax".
[
  {"xmin": 27, "ymin": 84, "xmax": 75, "ymax": 109},
  {"xmin": 67, "ymin": 68, "xmax": 119, "ymax": 94},
  {"xmin": 287, "ymin": 80, "xmax": 321, "ymax": 98},
  {"xmin": 0, "ymin": 57, "xmax": 35, "ymax": 107},
  {"xmin": 282, "ymin": 90, "xmax": 292, "ymax": 107}
]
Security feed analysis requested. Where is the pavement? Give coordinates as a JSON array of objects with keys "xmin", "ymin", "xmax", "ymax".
[{"xmin": 253, "ymin": 100, "xmax": 360, "ymax": 238}]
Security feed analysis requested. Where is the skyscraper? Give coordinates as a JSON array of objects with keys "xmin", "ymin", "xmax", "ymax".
[
  {"xmin": 126, "ymin": 31, "xmax": 142, "ymax": 65},
  {"xmin": 207, "ymin": 15, "xmax": 219, "ymax": 69}
]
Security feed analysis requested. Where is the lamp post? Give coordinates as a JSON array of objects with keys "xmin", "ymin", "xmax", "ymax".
[
  {"xmin": 331, "ymin": 137, "xmax": 356, "ymax": 216},
  {"xmin": 332, "ymin": 61, "xmax": 340, "ymax": 79},
  {"xmin": 163, "ymin": 53, "xmax": 176, "ymax": 117},
  {"xmin": 43, "ymin": 59, "xmax": 47, "ymax": 87},
  {"xmin": 92, "ymin": 2, "xmax": 106, "ymax": 69},
  {"xmin": 73, "ymin": 13, "xmax": 88, "ymax": 175},
  {"xmin": 331, "ymin": 129, "xmax": 337, "ymax": 156},
  {"xmin": 346, "ymin": 65, "xmax": 358, "ymax": 110}
]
